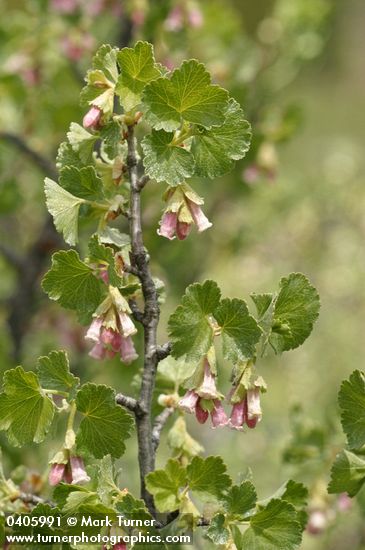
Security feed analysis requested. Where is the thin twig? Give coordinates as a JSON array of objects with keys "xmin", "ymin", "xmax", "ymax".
[
  {"xmin": 115, "ymin": 393, "xmax": 141, "ymax": 414},
  {"xmin": 152, "ymin": 408, "xmax": 174, "ymax": 452},
  {"xmin": 156, "ymin": 342, "xmax": 172, "ymax": 361},
  {"xmin": 137, "ymin": 174, "xmax": 150, "ymax": 191},
  {"xmin": 18, "ymin": 492, "xmax": 54, "ymax": 506},
  {"xmin": 128, "ymin": 298, "xmax": 144, "ymax": 324}
]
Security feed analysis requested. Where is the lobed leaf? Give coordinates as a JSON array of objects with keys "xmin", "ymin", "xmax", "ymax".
[
  {"xmin": 192, "ymin": 98, "xmax": 251, "ymax": 178},
  {"xmin": 214, "ymin": 298, "xmax": 262, "ymax": 362},
  {"xmin": 37, "ymin": 350, "xmax": 79, "ymax": 398},
  {"xmin": 0, "ymin": 367, "xmax": 54, "ymax": 446},
  {"xmin": 116, "ymin": 41, "xmax": 162, "ymax": 111},
  {"xmin": 76, "ymin": 384, "xmax": 134, "ymax": 459},
  {"xmin": 145, "ymin": 459, "xmax": 187, "ymax": 513},
  {"xmin": 143, "ymin": 60, "xmax": 229, "ymax": 131},
  {"xmin": 42, "ymin": 250, "xmax": 103, "ymax": 321},
  {"xmin": 168, "ymin": 280, "xmax": 221, "ymax": 360},
  {"xmin": 338, "ymin": 370, "xmax": 365, "ymax": 449}
]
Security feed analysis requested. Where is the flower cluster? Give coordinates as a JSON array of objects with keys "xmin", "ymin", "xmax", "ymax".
[
  {"xmin": 158, "ymin": 183, "xmax": 212, "ymax": 240},
  {"xmin": 179, "ymin": 357, "xmax": 265, "ymax": 431},
  {"xmin": 179, "ymin": 355, "xmax": 228, "ymax": 428},
  {"xmin": 86, "ymin": 286, "xmax": 138, "ymax": 364}
]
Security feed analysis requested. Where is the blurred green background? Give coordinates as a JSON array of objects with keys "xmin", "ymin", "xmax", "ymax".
[{"xmin": 1, "ymin": 0, "xmax": 365, "ymax": 547}]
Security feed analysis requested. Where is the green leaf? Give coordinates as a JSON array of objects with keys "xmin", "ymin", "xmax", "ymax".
[
  {"xmin": 143, "ymin": 60, "xmax": 229, "ymax": 131},
  {"xmin": 141, "ymin": 130, "xmax": 194, "ymax": 185},
  {"xmin": 338, "ymin": 370, "xmax": 365, "ymax": 449},
  {"xmin": 328, "ymin": 450, "xmax": 365, "ymax": 497},
  {"xmin": 76, "ymin": 383, "xmax": 134, "ymax": 459},
  {"xmin": 186, "ymin": 456, "xmax": 231, "ymax": 502},
  {"xmin": 0, "ymin": 367, "xmax": 54, "ymax": 446},
  {"xmin": 251, "ymin": 293, "xmax": 274, "ymax": 320},
  {"xmin": 206, "ymin": 514, "xmax": 230, "ymax": 545},
  {"xmin": 66, "ymin": 123, "xmax": 97, "ymax": 164},
  {"xmin": 88, "ymin": 234, "xmax": 121, "ymax": 286},
  {"xmin": 168, "ymin": 280, "xmax": 221, "ymax": 361},
  {"xmin": 80, "ymin": 45, "xmax": 118, "ymax": 115},
  {"xmin": 97, "ymin": 455, "xmax": 120, "ymax": 504},
  {"xmin": 214, "ymin": 298, "xmax": 262, "ymax": 361},
  {"xmin": 192, "ymin": 98, "xmax": 251, "ymax": 178},
  {"xmin": 223, "ymin": 481, "xmax": 257, "ymax": 519},
  {"xmin": 145, "ymin": 459, "xmax": 187, "ymax": 513},
  {"xmin": 92, "ymin": 44, "xmax": 119, "ymax": 83},
  {"xmin": 279, "ymin": 480, "xmax": 308, "ymax": 509},
  {"xmin": 98, "ymin": 227, "xmax": 130, "ymax": 248},
  {"xmin": 157, "ymin": 356, "xmax": 196, "ymax": 387},
  {"xmin": 99, "ymin": 120, "xmax": 122, "ymax": 158},
  {"xmin": 42, "ymin": 250, "xmax": 103, "ymax": 320},
  {"xmin": 116, "ymin": 41, "xmax": 162, "ymax": 111},
  {"xmin": 44, "ymin": 178, "xmax": 84, "ymax": 246},
  {"xmin": 59, "ymin": 166, "xmax": 104, "ymax": 202},
  {"xmin": 270, "ymin": 273, "xmax": 320, "ymax": 353},
  {"xmin": 37, "ymin": 350, "xmax": 79, "ymax": 397},
  {"xmin": 167, "ymin": 416, "xmax": 204, "ymax": 459},
  {"xmin": 241, "ymin": 499, "xmax": 302, "ymax": 550},
  {"xmin": 57, "ymin": 141, "xmax": 85, "ymax": 170}
]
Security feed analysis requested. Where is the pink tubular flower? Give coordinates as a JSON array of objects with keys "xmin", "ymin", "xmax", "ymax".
[
  {"xmin": 83, "ymin": 106, "xmax": 102, "ymax": 130},
  {"xmin": 246, "ymin": 388, "xmax": 262, "ymax": 429},
  {"xmin": 120, "ymin": 336, "xmax": 138, "ymax": 364},
  {"xmin": 198, "ymin": 361, "xmax": 219, "ymax": 399},
  {"xmin": 211, "ymin": 400, "xmax": 228, "ymax": 428},
  {"xmin": 158, "ymin": 211, "xmax": 177, "ymax": 240},
  {"xmin": 179, "ymin": 390, "xmax": 199, "ymax": 413},
  {"xmin": 186, "ymin": 199, "xmax": 212, "ymax": 232},
  {"xmin": 195, "ymin": 401, "xmax": 209, "ymax": 424},
  {"xmin": 49, "ymin": 463, "xmax": 66, "ymax": 486},
  {"xmin": 229, "ymin": 400, "xmax": 246, "ymax": 430},
  {"xmin": 70, "ymin": 457, "xmax": 91, "ymax": 485},
  {"xmin": 176, "ymin": 221, "xmax": 191, "ymax": 240}
]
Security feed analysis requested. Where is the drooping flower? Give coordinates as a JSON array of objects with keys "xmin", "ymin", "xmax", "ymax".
[
  {"xmin": 245, "ymin": 387, "xmax": 262, "ymax": 428},
  {"xmin": 228, "ymin": 378, "xmax": 265, "ymax": 430},
  {"xmin": 69, "ymin": 456, "xmax": 91, "ymax": 485},
  {"xmin": 211, "ymin": 400, "xmax": 228, "ymax": 428},
  {"xmin": 48, "ymin": 452, "xmax": 90, "ymax": 486},
  {"xmin": 83, "ymin": 105, "xmax": 102, "ymax": 130},
  {"xmin": 49, "ymin": 463, "xmax": 67, "ymax": 486},
  {"xmin": 178, "ymin": 389, "xmax": 199, "ymax": 413},
  {"xmin": 86, "ymin": 286, "xmax": 138, "ymax": 364},
  {"xmin": 178, "ymin": 355, "xmax": 227, "ymax": 427},
  {"xmin": 158, "ymin": 183, "xmax": 212, "ymax": 240}
]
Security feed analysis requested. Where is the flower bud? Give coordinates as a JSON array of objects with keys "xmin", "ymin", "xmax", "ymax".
[{"xmin": 83, "ymin": 106, "xmax": 102, "ymax": 130}]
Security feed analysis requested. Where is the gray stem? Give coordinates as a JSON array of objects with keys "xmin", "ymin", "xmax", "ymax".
[{"xmin": 126, "ymin": 125, "xmax": 160, "ymax": 515}]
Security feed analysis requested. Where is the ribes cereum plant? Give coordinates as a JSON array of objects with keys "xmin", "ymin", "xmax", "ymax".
[{"xmin": 0, "ymin": 42, "xmax": 321, "ymax": 549}]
